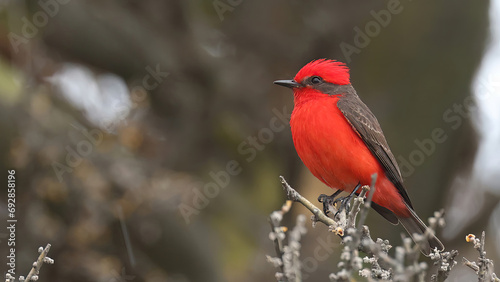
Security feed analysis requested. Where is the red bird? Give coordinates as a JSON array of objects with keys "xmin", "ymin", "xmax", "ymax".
[{"xmin": 274, "ymin": 59, "xmax": 443, "ymax": 255}]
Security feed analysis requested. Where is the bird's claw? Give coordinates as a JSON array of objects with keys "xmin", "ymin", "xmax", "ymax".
[
  {"xmin": 318, "ymin": 183, "xmax": 362, "ymax": 218},
  {"xmin": 318, "ymin": 194, "xmax": 333, "ymax": 215},
  {"xmin": 333, "ymin": 195, "xmax": 352, "ymax": 217},
  {"xmin": 318, "ymin": 190, "xmax": 342, "ymax": 216}
]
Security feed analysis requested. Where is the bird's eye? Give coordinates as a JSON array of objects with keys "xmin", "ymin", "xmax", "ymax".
[{"xmin": 311, "ymin": 76, "xmax": 322, "ymax": 84}]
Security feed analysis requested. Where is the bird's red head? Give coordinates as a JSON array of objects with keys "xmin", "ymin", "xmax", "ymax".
[
  {"xmin": 274, "ymin": 59, "xmax": 350, "ymax": 93},
  {"xmin": 274, "ymin": 59, "xmax": 351, "ymax": 104},
  {"xmin": 294, "ymin": 59, "xmax": 350, "ymax": 85}
]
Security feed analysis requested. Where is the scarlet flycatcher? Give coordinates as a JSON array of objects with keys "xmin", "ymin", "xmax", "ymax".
[{"xmin": 274, "ymin": 59, "xmax": 443, "ymax": 255}]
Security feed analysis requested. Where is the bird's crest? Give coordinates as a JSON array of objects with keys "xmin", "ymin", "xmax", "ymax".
[{"xmin": 294, "ymin": 59, "xmax": 350, "ymax": 85}]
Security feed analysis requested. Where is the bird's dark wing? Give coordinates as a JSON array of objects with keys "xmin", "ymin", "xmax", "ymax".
[{"xmin": 336, "ymin": 88, "xmax": 413, "ymax": 209}]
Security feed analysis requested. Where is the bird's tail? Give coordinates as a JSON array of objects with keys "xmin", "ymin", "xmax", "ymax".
[{"xmin": 397, "ymin": 203, "xmax": 444, "ymax": 256}]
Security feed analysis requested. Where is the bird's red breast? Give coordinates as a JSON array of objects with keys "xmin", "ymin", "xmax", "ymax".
[{"xmin": 290, "ymin": 87, "xmax": 409, "ymax": 217}]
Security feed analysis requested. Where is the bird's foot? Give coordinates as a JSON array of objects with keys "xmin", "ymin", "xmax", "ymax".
[
  {"xmin": 318, "ymin": 190, "xmax": 342, "ymax": 216},
  {"xmin": 318, "ymin": 183, "xmax": 362, "ymax": 218},
  {"xmin": 333, "ymin": 183, "xmax": 362, "ymax": 217},
  {"xmin": 332, "ymin": 196, "xmax": 353, "ymax": 216}
]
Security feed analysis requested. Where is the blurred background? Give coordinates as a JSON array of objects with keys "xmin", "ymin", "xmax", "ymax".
[{"xmin": 0, "ymin": 0, "xmax": 499, "ymax": 281}]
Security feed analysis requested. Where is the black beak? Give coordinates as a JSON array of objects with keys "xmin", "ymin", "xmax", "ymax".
[{"xmin": 273, "ymin": 80, "xmax": 301, "ymax": 88}]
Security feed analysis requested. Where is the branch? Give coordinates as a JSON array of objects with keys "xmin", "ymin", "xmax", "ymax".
[
  {"xmin": 5, "ymin": 244, "xmax": 54, "ymax": 282},
  {"xmin": 25, "ymin": 244, "xmax": 54, "ymax": 281},
  {"xmin": 279, "ymin": 176, "xmax": 335, "ymax": 227},
  {"xmin": 463, "ymin": 232, "xmax": 499, "ymax": 282},
  {"xmin": 276, "ymin": 175, "xmax": 457, "ymax": 282},
  {"xmin": 279, "ymin": 175, "xmax": 378, "ymax": 252},
  {"xmin": 429, "ymin": 210, "xmax": 457, "ymax": 282},
  {"xmin": 267, "ymin": 200, "xmax": 307, "ymax": 281}
]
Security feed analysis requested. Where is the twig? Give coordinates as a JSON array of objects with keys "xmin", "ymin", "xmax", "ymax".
[
  {"xmin": 428, "ymin": 210, "xmax": 457, "ymax": 282},
  {"xmin": 268, "ymin": 200, "xmax": 292, "ymax": 280},
  {"xmin": 5, "ymin": 244, "xmax": 54, "ymax": 282},
  {"xmin": 330, "ymin": 175, "xmax": 377, "ymax": 282},
  {"xmin": 430, "ymin": 249, "xmax": 458, "ymax": 282},
  {"xmin": 346, "ymin": 183, "xmax": 371, "ymax": 229},
  {"xmin": 268, "ymin": 199, "xmax": 306, "ymax": 281},
  {"xmin": 280, "ymin": 175, "xmax": 377, "ymax": 247},
  {"xmin": 463, "ymin": 232, "xmax": 499, "ymax": 282},
  {"xmin": 280, "ymin": 176, "xmax": 335, "ymax": 227},
  {"xmin": 275, "ymin": 175, "xmax": 455, "ymax": 282},
  {"xmin": 355, "ymin": 174, "xmax": 377, "ymax": 230},
  {"xmin": 285, "ymin": 215, "xmax": 307, "ymax": 281},
  {"xmin": 24, "ymin": 244, "xmax": 54, "ymax": 281}
]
